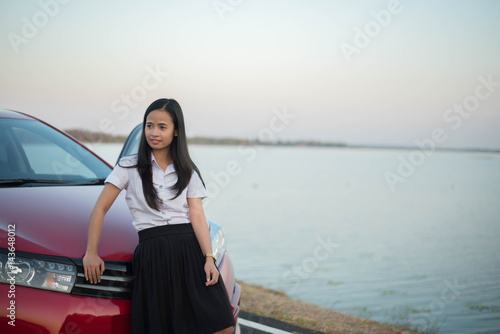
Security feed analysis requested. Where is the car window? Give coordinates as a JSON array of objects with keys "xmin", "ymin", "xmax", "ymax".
[
  {"xmin": 0, "ymin": 118, "xmax": 111, "ymax": 185},
  {"xmin": 117, "ymin": 124, "xmax": 141, "ymax": 164},
  {"xmin": 12, "ymin": 127, "xmax": 99, "ymax": 178},
  {"xmin": 0, "ymin": 125, "xmax": 29, "ymax": 174},
  {"xmin": 0, "ymin": 142, "xmax": 6, "ymax": 161}
]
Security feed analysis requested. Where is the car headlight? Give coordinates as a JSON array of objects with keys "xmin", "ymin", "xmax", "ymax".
[
  {"xmin": 209, "ymin": 221, "xmax": 226, "ymax": 267},
  {"xmin": 0, "ymin": 252, "xmax": 76, "ymax": 293}
]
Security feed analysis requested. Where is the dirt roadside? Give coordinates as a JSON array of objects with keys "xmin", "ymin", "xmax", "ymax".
[{"xmin": 238, "ymin": 281, "xmax": 422, "ymax": 334}]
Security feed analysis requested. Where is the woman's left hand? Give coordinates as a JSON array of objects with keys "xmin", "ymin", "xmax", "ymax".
[{"xmin": 204, "ymin": 259, "xmax": 219, "ymax": 286}]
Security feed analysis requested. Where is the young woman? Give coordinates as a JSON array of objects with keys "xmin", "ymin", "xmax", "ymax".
[{"xmin": 83, "ymin": 98, "xmax": 235, "ymax": 333}]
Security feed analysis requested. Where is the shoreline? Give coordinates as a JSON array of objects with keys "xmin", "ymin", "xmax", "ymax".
[
  {"xmin": 67, "ymin": 129, "xmax": 500, "ymax": 153},
  {"xmin": 237, "ymin": 281, "xmax": 422, "ymax": 334}
]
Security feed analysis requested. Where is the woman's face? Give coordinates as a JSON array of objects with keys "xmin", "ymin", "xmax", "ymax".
[{"xmin": 145, "ymin": 109, "xmax": 177, "ymax": 152}]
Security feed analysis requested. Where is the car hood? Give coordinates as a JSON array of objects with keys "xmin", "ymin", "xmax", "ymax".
[{"xmin": 0, "ymin": 185, "xmax": 137, "ymax": 261}]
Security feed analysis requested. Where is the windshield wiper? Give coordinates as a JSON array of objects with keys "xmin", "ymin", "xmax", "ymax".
[
  {"xmin": 0, "ymin": 178, "xmax": 107, "ymax": 187},
  {"xmin": 0, "ymin": 178, "xmax": 76, "ymax": 187},
  {"xmin": 72, "ymin": 178, "xmax": 106, "ymax": 185}
]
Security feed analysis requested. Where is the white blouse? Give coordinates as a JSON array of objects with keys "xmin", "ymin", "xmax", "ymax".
[{"xmin": 105, "ymin": 153, "xmax": 207, "ymax": 231}]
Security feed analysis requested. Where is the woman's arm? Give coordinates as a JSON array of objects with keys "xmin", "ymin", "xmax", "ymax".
[
  {"xmin": 83, "ymin": 183, "xmax": 122, "ymax": 284},
  {"xmin": 188, "ymin": 197, "xmax": 219, "ymax": 286}
]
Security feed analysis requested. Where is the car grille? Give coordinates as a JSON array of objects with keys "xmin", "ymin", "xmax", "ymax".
[{"xmin": 71, "ymin": 258, "xmax": 133, "ymax": 299}]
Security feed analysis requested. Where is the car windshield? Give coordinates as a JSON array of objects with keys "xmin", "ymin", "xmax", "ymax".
[{"xmin": 0, "ymin": 118, "xmax": 111, "ymax": 187}]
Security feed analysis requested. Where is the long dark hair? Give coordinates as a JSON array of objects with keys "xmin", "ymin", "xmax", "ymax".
[{"xmin": 131, "ymin": 98, "xmax": 204, "ymax": 211}]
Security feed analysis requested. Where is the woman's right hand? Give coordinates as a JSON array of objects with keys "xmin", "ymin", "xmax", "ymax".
[{"xmin": 83, "ymin": 252, "xmax": 105, "ymax": 284}]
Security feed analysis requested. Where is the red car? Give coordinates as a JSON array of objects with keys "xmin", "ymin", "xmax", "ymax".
[{"xmin": 0, "ymin": 109, "xmax": 241, "ymax": 333}]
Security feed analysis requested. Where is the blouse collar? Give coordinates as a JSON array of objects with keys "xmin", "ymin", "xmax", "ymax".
[{"xmin": 151, "ymin": 152, "xmax": 175, "ymax": 174}]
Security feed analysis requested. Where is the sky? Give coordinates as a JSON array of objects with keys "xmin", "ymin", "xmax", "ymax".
[{"xmin": 1, "ymin": 0, "xmax": 499, "ymax": 150}]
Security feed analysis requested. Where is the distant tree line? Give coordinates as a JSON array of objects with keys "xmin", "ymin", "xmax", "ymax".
[
  {"xmin": 187, "ymin": 137, "xmax": 348, "ymax": 147},
  {"xmin": 63, "ymin": 129, "xmax": 498, "ymax": 152},
  {"xmin": 64, "ymin": 129, "xmax": 349, "ymax": 147},
  {"xmin": 65, "ymin": 129, "xmax": 127, "ymax": 143}
]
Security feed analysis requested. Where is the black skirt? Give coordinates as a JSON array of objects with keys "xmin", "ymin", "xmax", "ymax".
[{"xmin": 131, "ymin": 223, "xmax": 235, "ymax": 334}]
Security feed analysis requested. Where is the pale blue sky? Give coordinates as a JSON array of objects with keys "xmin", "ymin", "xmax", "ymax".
[{"xmin": 1, "ymin": 0, "xmax": 499, "ymax": 149}]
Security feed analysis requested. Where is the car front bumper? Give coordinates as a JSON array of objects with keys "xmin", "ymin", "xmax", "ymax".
[{"xmin": 0, "ymin": 284, "xmax": 131, "ymax": 334}]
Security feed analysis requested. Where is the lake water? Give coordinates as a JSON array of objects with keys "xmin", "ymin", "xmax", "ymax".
[{"xmin": 88, "ymin": 142, "xmax": 500, "ymax": 334}]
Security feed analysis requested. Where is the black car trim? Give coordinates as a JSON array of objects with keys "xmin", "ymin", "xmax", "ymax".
[
  {"xmin": 0, "ymin": 248, "xmax": 134, "ymax": 300},
  {"xmin": 76, "ymin": 273, "xmax": 133, "ymax": 282},
  {"xmin": 71, "ymin": 257, "xmax": 133, "ymax": 300},
  {"xmin": 74, "ymin": 282, "xmax": 129, "ymax": 293}
]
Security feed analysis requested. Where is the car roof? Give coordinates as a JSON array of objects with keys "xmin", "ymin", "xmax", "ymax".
[{"xmin": 0, "ymin": 109, "xmax": 36, "ymax": 120}]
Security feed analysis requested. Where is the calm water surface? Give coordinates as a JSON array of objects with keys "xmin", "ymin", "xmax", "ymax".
[{"xmin": 90, "ymin": 143, "xmax": 500, "ymax": 334}]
